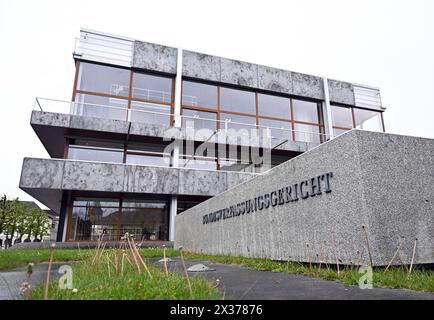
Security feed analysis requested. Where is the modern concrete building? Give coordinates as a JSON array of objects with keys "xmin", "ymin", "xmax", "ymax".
[{"xmin": 19, "ymin": 28, "xmax": 385, "ymax": 243}]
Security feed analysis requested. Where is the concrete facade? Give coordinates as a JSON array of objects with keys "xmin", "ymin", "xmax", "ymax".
[
  {"xmin": 19, "ymin": 158, "xmax": 255, "ymax": 212},
  {"xmin": 175, "ymin": 130, "xmax": 434, "ymax": 266}
]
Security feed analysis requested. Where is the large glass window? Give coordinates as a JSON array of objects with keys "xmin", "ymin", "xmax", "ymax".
[
  {"xmin": 73, "ymin": 93, "xmax": 128, "ymax": 121},
  {"xmin": 68, "ymin": 198, "xmax": 170, "ymax": 241},
  {"xmin": 121, "ymin": 200, "xmax": 169, "ymax": 241},
  {"xmin": 130, "ymin": 101, "xmax": 171, "ymax": 126},
  {"xmin": 258, "ymin": 118, "xmax": 292, "ymax": 142},
  {"xmin": 68, "ymin": 199, "xmax": 120, "ymax": 241},
  {"xmin": 126, "ymin": 143, "xmax": 171, "ymax": 167},
  {"xmin": 293, "ymin": 99, "xmax": 320, "ymax": 123},
  {"xmin": 77, "ymin": 62, "xmax": 130, "ymax": 97},
  {"xmin": 354, "ymin": 108, "xmax": 384, "ymax": 132},
  {"xmin": 68, "ymin": 140, "xmax": 124, "ymax": 163},
  {"xmin": 331, "ymin": 105, "xmax": 353, "ymax": 129},
  {"xmin": 182, "ymin": 81, "xmax": 217, "ymax": 109},
  {"xmin": 258, "ymin": 94, "xmax": 291, "ymax": 119},
  {"xmin": 220, "ymin": 112, "xmax": 256, "ymax": 132},
  {"xmin": 220, "ymin": 87, "xmax": 256, "ymax": 115},
  {"xmin": 182, "ymin": 109, "xmax": 217, "ymax": 131},
  {"xmin": 294, "ymin": 123, "xmax": 322, "ymax": 144},
  {"xmin": 132, "ymin": 73, "xmax": 172, "ymax": 104}
]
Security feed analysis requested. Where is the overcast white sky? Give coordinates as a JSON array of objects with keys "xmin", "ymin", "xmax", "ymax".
[{"xmin": 0, "ymin": 0, "xmax": 433, "ymax": 205}]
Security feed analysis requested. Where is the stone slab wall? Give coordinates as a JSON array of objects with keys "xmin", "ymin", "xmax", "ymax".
[{"xmin": 175, "ymin": 130, "xmax": 434, "ymax": 266}]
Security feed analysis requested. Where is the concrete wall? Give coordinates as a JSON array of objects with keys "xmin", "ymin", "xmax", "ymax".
[
  {"xmin": 175, "ymin": 130, "xmax": 434, "ymax": 266},
  {"xmin": 132, "ymin": 40, "xmax": 177, "ymax": 74},
  {"xmin": 78, "ymin": 31, "xmax": 383, "ymax": 109},
  {"xmin": 19, "ymin": 158, "xmax": 255, "ymax": 210}
]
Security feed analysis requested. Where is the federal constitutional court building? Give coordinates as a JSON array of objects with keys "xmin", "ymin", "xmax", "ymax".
[{"xmin": 19, "ymin": 29, "xmax": 434, "ymax": 266}]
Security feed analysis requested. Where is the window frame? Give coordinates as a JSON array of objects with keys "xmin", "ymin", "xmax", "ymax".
[
  {"xmin": 330, "ymin": 103, "xmax": 385, "ymax": 135},
  {"xmin": 72, "ymin": 61, "xmax": 175, "ymax": 124},
  {"xmin": 66, "ymin": 195, "xmax": 170, "ymax": 242},
  {"xmin": 181, "ymin": 80, "xmax": 325, "ymax": 143}
]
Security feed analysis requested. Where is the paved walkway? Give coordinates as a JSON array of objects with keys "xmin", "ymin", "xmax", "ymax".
[
  {"xmin": 166, "ymin": 258, "xmax": 434, "ymax": 300},
  {"xmin": 0, "ymin": 263, "xmax": 67, "ymax": 300},
  {"xmin": 1, "ymin": 259, "xmax": 434, "ymax": 300}
]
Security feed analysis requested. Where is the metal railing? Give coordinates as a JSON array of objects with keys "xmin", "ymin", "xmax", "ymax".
[{"xmin": 34, "ymin": 97, "xmax": 333, "ymax": 145}]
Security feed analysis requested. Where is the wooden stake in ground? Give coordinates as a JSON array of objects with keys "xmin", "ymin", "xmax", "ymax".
[
  {"xmin": 163, "ymin": 245, "xmax": 169, "ymax": 276},
  {"xmin": 331, "ymin": 233, "xmax": 340, "ymax": 276},
  {"xmin": 179, "ymin": 247, "xmax": 193, "ymax": 297},
  {"xmin": 384, "ymin": 237, "xmax": 405, "ymax": 273},
  {"xmin": 408, "ymin": 238, "xmax": 418, "ymax": 277},
  {"xmin": 44, "ymin": 243, "xmax": 55, "ymax": 300},
  {"xmin": 362, "ymin": 226, "xmax": 374, "ymax": 266}
]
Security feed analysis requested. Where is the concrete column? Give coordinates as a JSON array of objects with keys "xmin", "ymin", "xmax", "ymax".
[
  {"xmin": 56, "ymin": 192, "xmax": 69, "ymax": 242},
  {"xmin": 173, "ymin": 48, "xmax": 183, "ymax": 128},
  {"xmin": 322, "ymin": 77, "xmax": 334, "ymax": 140},
  {"xmin": 169, "ymin": 195, "xmax": 177, "ymax": 241},
  {"xmin": 171, "ymin": 48, "xmax": 183, "ymax": 168}
]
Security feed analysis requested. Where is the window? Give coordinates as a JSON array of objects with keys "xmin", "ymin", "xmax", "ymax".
[
  {"xmin": 220, "ymin": 87, "xmax": 256, "ymax": 114},
  {"xmin": 292, "ymin": 99, "xmax": 321, "ymax": 123},
  {"xmin": 130, "ymin": 101, "xmax": 171, "ymax": 126},
  {"xmin": 294, "ymin": 123, "xmax": 322, "ymax": 144},
  {"xmin": 68, "ymin": 140, "xmax": 124, "ymax": 163},
  {"xmin": 331, "ymin": 105, "xmax": 353, "ymax": 129},
  {"xmin": 132, "ymin": 73, "xmax": 172, "ymax": 104},
  {"xmin": 179, "ymin": 80, "xmax": 327, "ymax": 144},
  {"xmin": 182, "ymin": 81, "xmax": 217, "ymax": 109},
  {"xmin": 126, "ymin": 143, "xmax": 171, "ymax": 167},
  {"xmin": 68, "ymin": 199, "xmax": 120, "ymax": 241},
  {"xmin": 67, "ymin": 198, "xmax": 170, "ymax": 241},
  {"xmin": 333, "ymin": 127, "xmax": 350, "ymax": 137},
  {"xmin": 182, "ymin": 109, "xmax": 217, "ymax": 131},
  {"xmin": 258, "ymin": 94, "xmax": 291, "ymax": 119},
  {"xmin": 258, "ymin": 118, "xmax": 292, "ymax": 142},
  {"xmin": 73, "ymin": 93, "xmax": 128, "ymax": 121},
  {"xmin": 354, "ymin": 108, "xmax": 384, "ymax": 132},
  {"xmin": 220, "ymin": 112, "xmax": 256, "ymax": 132},
  {"xmin": 77, "ymin": 62, "xmax": 130, "ymax": 97},
  {"xmin": 121, "ymin": 200, "xmax": 169, "ymax": 241}
]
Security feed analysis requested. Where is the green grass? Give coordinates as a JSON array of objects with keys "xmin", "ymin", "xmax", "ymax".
[
  {"xmin": 0, "ymin": 247, "xmax": 180, "ymax": 271},
  {"xmin": 27, "ymin": 249, "xmax": 220, "ymax": 300},
  {"xmin": 184, "ymin": 252, "xmax": 434, "ymax": 293},
  {"xmin": 3, "ymin": 248, "xmax": 434, "ymax": 297},
  {"xmin": 0, "ymin": 249, "xmax": 92, "ymax": 271}
]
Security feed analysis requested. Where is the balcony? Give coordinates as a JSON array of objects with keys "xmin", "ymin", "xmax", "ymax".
[
  {"xmin": 32, "ymin": 97, "xmax": 329, "ymax": 158},
  {"xmin": 19, "ymin": 158, "xmax": 255, "ymax": 213}
]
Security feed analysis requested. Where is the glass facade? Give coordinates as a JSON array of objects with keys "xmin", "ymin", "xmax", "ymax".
[
  {"xmin": 68, "ymin": 198, "xmax": 169, "ymax": 241},
  {"xmin": 77, "ymin": 62, "xmax": 130, "ymax": 97},
  {"xmin": 354, "ymin": 108, "xmax": 384, "ymax": 132},
  {"xmin": 74, "ymin": 61, "xmax": 174, "ymax": 124},
  {"xmin": 330, "ymin": 105, "xmax": 384, "ymax": 136},
  {"xmin": 182, "ymin": 81, "xmax": 217, "ymax": 108},
  {"xmin": 68, "ymin": 199, "xmax": 120, "ymax": 241}
]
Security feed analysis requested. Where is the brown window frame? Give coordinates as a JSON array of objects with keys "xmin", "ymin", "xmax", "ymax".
[
  {"xmin": 72, "ymin": 61, "xmax": 175, "ymax": 123},
  {"xmin": 181, "ymin": 80, "xmax": 325, "ymax": 143},
  {"xmin": 330, "ymin": 104, "xmax": 386, "ymax": 134},
  {"xmin": 66, "ymin": 195, "xmax": 170, "ymax": 242}
]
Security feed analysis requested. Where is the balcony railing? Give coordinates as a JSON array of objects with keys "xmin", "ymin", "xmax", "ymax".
[{"xmin": 34, "ymin": 97, "xmax": 333, "ymax": 147}]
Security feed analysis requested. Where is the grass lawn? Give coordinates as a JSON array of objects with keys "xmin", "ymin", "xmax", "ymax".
[
  {"xmin": 28, "ymin": 249, "xmax": 220, "ymax": 300},
  {"xmin": 2, "ymin": 247, "xmax": 434, "ymax": 297}
]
